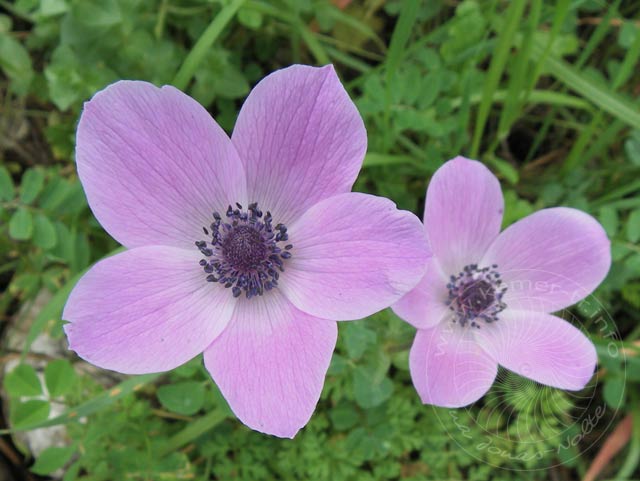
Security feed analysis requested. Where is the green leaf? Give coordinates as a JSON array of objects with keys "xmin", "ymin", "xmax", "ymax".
[
  {"xmin": 237, "ymin": 7, "xmax": 262, "ymax": 29},
  {"xmin": 31, "ymin": 446, "xmax": 76, "ymax": 475},
  {"xmin": 33, "ymin": 214, "xmax": 57, "ymax": 249},
  {"xmin": 0, "ymin": 32, "xmax": 33, "ymax": 94},
  {"xmin": 502, "ymin": 190, "xmax": 535, "ymax": 226},
  {"xmin": 619, "ymin": 21, "xmax": 639, "ymax": 49},
  {"xmin": 9, "ymin": 207, "xmax": 33, "ymax": 240},
  {"xmin": 70, "ymin": 231, "xmax": 90, "ymax": 272},
  {"xmin": 488, "ymin": 157, "xmax": 519, "ymax": 184},
  {"xmin": 43, "ymin": 46, "xmax": 82, "ymax": 111},
  {"xmin": 621, "ymin": 283, "xmax": 640, "ymax": 309},
  {"xmin": 353, "ymin": 365, "xmax": 393, "ymax": 409},
  {"xmin": 329, "ymin": 402, "xmax": 359, "ymax": 431},
  {"xmin": 39, "ymin": 177, "xmax": 75, "ymax": 212},
  {"xmin": 4, "ymin": 364, "xmax": 42, "ymax": 397},
  {"xmin": 38, "ymin": 0, "xmax": 69, "ymax": 18},
  {"xmin": 11, "ymin": 400, "xmax": 50, "ymax": 428},
  {"xmin": 603, "ymin": 376, "xmax": 626, "ymax": 409},
  {"xmin": 19, "ymin": 168, "xmax": 45, "ymax": 204},
  {"xmin": 157, "ymin": 381, "xmax": 205, "ymax": 416},
  {"xmin": 599, "ymin": 206, "xmax": 619, "ymax": 237},
  {"xmin": 62, "ymin": 461, "xmax": 80, "ymax": 481},
  {"xmin": 0, "ymin": 166, "xmax": 14, "ymax": 201},
  {"xmin": 0, "ymin": 14, "xmax": 11, "ymax": 33},
  {"xmin": 10, "ymin": 272, "xmax": 40, "ymax": 299},
  {"xmin": 72, "ymin": 0, "xmax": 122, "ymax": 28},
  {"xmin": 342, "ymin": 323, "xmax": 377, "ymax": 359},
  {"xmin": 45, "ymin": 360, "xmax": 77, "ymax": 397},
  {"xmin": 173, "ymin": 357, "xmax": 201, "ymax": 378},
  {"xmin": 628, "ymin": 209, "xmax": 640, "ymax": 243},
  {"xmin": 327, "ymin": 353, "xmax": 348, "ymax": 376},
  {"xmin": 625, "ymin": 130, "xmax": 640, "ymax": 166}
]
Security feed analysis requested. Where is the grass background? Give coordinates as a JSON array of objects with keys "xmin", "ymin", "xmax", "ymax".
[{"xmin": 0, "ymin": 0, "xmax": 639, "ymax": 479}]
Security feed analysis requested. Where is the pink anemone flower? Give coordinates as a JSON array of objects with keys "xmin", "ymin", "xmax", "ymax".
[
  {"xmin": 393, "ymin": 157, "xmax": 611, "ymax": 408},
  {"xmin": 62, "ymin": 65, "xmax": 430, "ymax": 438}
]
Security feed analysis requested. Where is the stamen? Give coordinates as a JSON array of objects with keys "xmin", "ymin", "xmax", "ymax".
[
  {"xmin": 446, "ymin": 264, "xmax": 507, "ymax": 328},
  {"xmin": 194, "ymin": 202, "xmax": 292, "ymax": 299}
]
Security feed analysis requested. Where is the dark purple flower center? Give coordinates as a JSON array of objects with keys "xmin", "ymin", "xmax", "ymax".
[
  {"xmin": 195, "ymin": 202, "xmax": 292, "ymax": 299},
  {"xmin": 447, "ymin": 264, "xmax": 507, "ymax": 328}
]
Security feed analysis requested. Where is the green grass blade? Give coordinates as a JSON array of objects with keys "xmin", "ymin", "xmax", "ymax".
[
  {"xmin": 530, "ymin": 43, "xmax": 640, "ymax": 129},
  {"xmin": 295, "ymin": 21, "xmax": 330, "ymax": 64},
  {"xmin": 562, "ymin": 112, "xmax": 603, "ymax": 173},
  {"xmin": 323, "ymin": 46, "xmax": 372, "ymax": 73},
  {"xmin": 382, "ymin": 0, "xmax": 420, "ymax": 150},
  {"xmin": 363, "ymin": 153, "xmax": 417, "ymax": 167},
  {"xmin": 448, "ymin": 89, "xmax": 591, "ymax": 111},
  {"xmin": 157, "ymin": 409, "xmax": 227, "ymax": 456},
  {"xmin": 497, "ymin": 0, "xmax": 542, "ymax": 139},
  {"xmin": 583, "ymin": 119, "xmax": 626, "ymax": 166},
  {"xmin": 245, "ymin": 1, "xmax": 329, "ymax": 64},
  {"xmin": 576, "ymin": 1, "xmax": 620, "ymax": 69},
  {"xmin": 173, "ymin": 0, "xmax": 245, "ymax": 90},
  {"xmin": 527, "ymin": 0, "xmax": 571, "ymax": 90},
  {"xmin": 385, "ymin": 0, "xmax": 419, "ymax": 82},
  {"xmin": 613, "ymin": 26, "xmax": 640, "ymax": 90},
  {"xmin": 470, "ymin": 0, "xmax": 527, "ymax": 157},
  {"xmin": 324, "ymin": 5, "xmax": 386, "ymax": 53}
]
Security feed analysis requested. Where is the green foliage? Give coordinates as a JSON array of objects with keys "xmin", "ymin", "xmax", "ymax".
[
  {"xmin": 4, "ymin": 364, "xmax": 42, "ymax": 397},
  {"xmin": 12, "ymin": 400, "xmax": 50, "ymax": 428},
  {"xmin": 2, "ymin": 0, "xmax": 640, "ymax": 480},
  {"xmin": 44, "ymin": 359, "xmax": 77, "ymax": 397},
  {"xmin": 157, "ymin": 381, "xmax": 206, "ymax": 416},
  {"xmin": 30, "ymin": 445, "xmax": 77, "ymax": 476}
]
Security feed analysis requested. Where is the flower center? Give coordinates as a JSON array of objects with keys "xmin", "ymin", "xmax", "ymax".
[
  {"xmin": 447, "ymin": 264, "xmax": 507, "ymax": 328},
  {"xmin": 195, "ymin": 202, "xmax": 292, "ymax": 299},
  {"xmin": 222, "ymin": 225, "xmax": 267, "ymax": 271}
]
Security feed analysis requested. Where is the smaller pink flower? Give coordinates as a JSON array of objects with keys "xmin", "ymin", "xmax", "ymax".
[{"xmin": 393, "ymin": 156, "xmax": 611, "ymax": 408}]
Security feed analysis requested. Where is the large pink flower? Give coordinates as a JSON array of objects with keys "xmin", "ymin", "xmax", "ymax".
[
  {"xmin": 63, "ymin": 65, "xmax": 430, "ymax": 437},
  {"xmin": 393, "ymin": 156, "xmax": 611, "ymax": 408}
]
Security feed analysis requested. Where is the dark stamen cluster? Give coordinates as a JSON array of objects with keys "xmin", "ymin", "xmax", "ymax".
[
  {"xmin": 446, "ymin": 264, "xmax": 507, "ymax": 328},
  {"xmin": 195, "ymin": 202, "xmax": 292, "ymax": 299}
]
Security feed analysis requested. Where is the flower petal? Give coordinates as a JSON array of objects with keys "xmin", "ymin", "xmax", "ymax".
[
  {"xmin": 481, "ymin": 207, "xmax": 611, "ymax": 312},
  {"xmin": 63, "ymin": 246, "xmax": 235, "ymax": 374},
  {"xmin": 475, "ymin": 310, "xmax": 597, "ymax": 390},
  {"xmin": 203, "ymin": 292, "xmax": 337, "ymax": 438},
  {"xmin": 281, "ymin": 192, "xmax": 431, "ymax": 321},
  {"xmin": 410, "ymin": 323, "xmax": 497, "ymax": 408},
  {"xmin": 77, "ymin": 80, "xmax": 246, "ymax": 249},
  {"xmin": 231, "ymin": 65, "xmax": 366, "ymax": 225},
  {"xmin": 425, "ymin": 157, "xmax": 504, "ymax": 275},
  {"xmin": 392, "ymin": 257, "xmax": 451, "ymax": 329}
]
